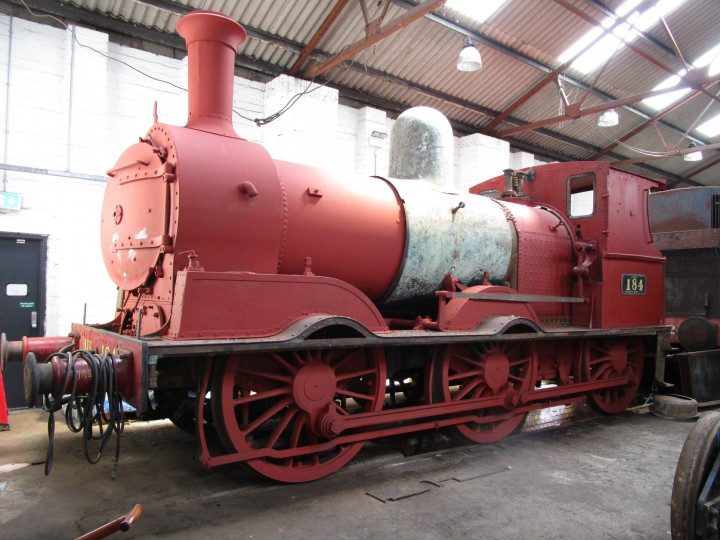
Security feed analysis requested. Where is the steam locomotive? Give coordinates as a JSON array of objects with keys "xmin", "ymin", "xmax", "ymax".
[{"xmin": 1, "ymin": 10, "xmax": 671, "ymax": 483}]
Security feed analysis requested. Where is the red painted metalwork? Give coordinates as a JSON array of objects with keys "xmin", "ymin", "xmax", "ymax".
[
  {"xmin": 650, "ymin": 187, "xmax": 720, "ymax": 359},
  {"xmin": 211, "ymin": 347, "xmax": 385, "ymax": 483},
  {"xmin": 167, "ymin": 270, "xmax": 388, "ymax": 339},
  {"xmin": 23, "ymin": 347, "xmax": 133, "ymax": 405},
  {"xmin": 583, "ymin": 337, "xmax": 644, "ymax": 414},
  {"xmin": 1, "ymin": 335, "xmax": 75, "ymax": 365},
  {"xmin": 69, "ymin": 324, "xmax": 145, "ymax": 410},
  {"xmin": 472, "ymin": 162, "xmax": 665, "ymax": 329},
  {"xmin": 288, "ymin": 0, "xmax": 351, "ymax": 76},
  {"xmin": 0, "ymin": 363, "xmax": 8, "ymax": 430},
  {"xmin": 428, "ymin": 341, "xmax": 537, "ymax": 443},
  {"xmin": 304, "ymin": 0, "xmax": 448, "ymax": 79},
  {"xmin": 176, "ymin": 10, "xmax": 247, "ymax": 136},
  {"xmin": 437, "ymin": 285, "xmax": 540, "ymax": 331},
  {"xmin": 12, "ymin": 11, "xmax": 676, "ymax": 483}
]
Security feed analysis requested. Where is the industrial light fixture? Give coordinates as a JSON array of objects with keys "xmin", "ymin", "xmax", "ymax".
[
  {"xmin": 457, "ymin": 38, "xmax": 482, "ymax": 72},
  {"xmin": 684, "ymin": 142, "xmax": 703, "ymax": 161},
  {"xmin": 597, "ymin": 109, "xmax": 619, "ymax": 127}
]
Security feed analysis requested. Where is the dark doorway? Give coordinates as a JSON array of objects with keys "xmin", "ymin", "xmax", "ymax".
[{"xmin": 0, "ymin": 233, "xmax": 46, "ymax": 408}]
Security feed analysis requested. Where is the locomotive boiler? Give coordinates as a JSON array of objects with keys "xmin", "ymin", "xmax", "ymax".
[{"xmin": 2, "ymin": 10, "xmax": 671, "ymax": 483}]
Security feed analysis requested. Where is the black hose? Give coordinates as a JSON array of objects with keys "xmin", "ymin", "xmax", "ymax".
[{"xmin": 41, "ymin": 350, "xmax": 125, "ymax": 479}]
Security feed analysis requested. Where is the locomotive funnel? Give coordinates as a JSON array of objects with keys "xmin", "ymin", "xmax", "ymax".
[{"xmin": 176, "ymin": 11, "xmax": 247, "ymax": 136}]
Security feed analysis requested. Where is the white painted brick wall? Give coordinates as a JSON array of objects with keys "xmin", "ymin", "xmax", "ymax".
[
  {"xmin": 337, "ymin": 105, "xmax": 358, "ymax": 175},
  {"xmin": 356, "ymin": 106, "xmax": 388, "ymax": 176},
  {"xmin": 0, "ymin": 14, "xmax": 531, "ymax": 338},
  {"xmin": 509, "ymin": 150, "xmax": 535, "ymax": 170},
  {"xmin": 457, "ymin": 132, "xmax": 511, "ymax": 192},
  {"xmin": 68, "ymin": 26, "xmax": 109, "ymax": 175},
  {"xmin": 261, "ymin": 75, "xmax": 340, "ymax": 167},
  {"xmin": 233, "ymin": 76, "xmax": 265, "ymax": 143}
]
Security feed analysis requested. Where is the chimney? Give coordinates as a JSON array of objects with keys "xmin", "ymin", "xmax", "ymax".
[{"xmin": 176, "ymin": 11, "xmax": 247, "ymax": 137}]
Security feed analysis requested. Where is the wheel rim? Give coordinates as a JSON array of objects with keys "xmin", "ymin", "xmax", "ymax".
[
  {"xmin": 432, "ymin": 342, "xmax": 536, "ymax": 443},
  {"xmin": 671, "ymin": 412, "xmax": 720, "ymax": 539},
  {"xmin": 211, "ymin": 348, "xmax": 386, "ymax": 483},
  {"xmin": 584, "ymin": 338, "xmax": 644, "ymax": 414}
]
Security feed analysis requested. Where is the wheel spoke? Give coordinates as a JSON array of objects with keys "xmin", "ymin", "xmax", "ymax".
[
  {"xmin": 291, "ymin": 351, "xmax": 307, "ymax": 367},
  {"xmin": 504, "ymin": 343, "xmax": 521, "ymax": 358},
  {"xmin": 283, "ymin": 414, "xmax": 307, "ymax": 468},
  {"xmin": 235, "ymin": 367, "xmax": 291, "ymax": 385},
  {"xmin": 453, "ymin": 377, "xmax": 483, "ymax": 401},
  {"xmin": 451, "ymin": 352, "xmax": 481, "ymax": 369},
  {"xmin": 336, "ymin": 367, "xmax": 376, "ymax": 382},
  {"xmin": 336, "ymin": 387, "xmax": 373, "ymax": 402},
  {"xmin": 448, "ymin": 369, "xmax": 483, "ymax": 382},
  {"xmin": 585, "ymin": 338, "xmax": 644, "ymax": 414},
  {"xmin": 592, "ymin": 363, "xmax": 613, "ymax": 380},
  {"xmin": 288, "ymin": 413, "xmax": 306, "ymax": 449},
  {"xmin": 509, "ymin": 356, "xmax": 530, "ymax": 367},
  {"xmin": 268, "ymin": 352, "xmax": 298, "ymax": 375},
  {"xmin": 588, "ymin": 354, "xmax": 611, "ymax": 366},
  {"xmin": 265, "ymin": 407, "xmax": 298, "ymax": 449},
  {"xmin": 233, "ymin": 386, "xmax": 290, "ymax": 406},
  {"xmin": 242, "ymin": 397, "xmax": 293, "ymax": 436},
  {"xmin": 331, "ymin": 349, "xmax": 359, "ymax": 372},
  {"xmin": 334, "ymin": 402, "xmax": 350, "ymax": 416}
]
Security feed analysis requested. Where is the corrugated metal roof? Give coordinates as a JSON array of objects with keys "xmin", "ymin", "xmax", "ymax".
[{"xmin": 46, "ymin": 0, "xmax": 720, "ymax": 185}]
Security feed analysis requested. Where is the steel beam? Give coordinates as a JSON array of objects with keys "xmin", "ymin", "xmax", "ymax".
[
  {"xmin": 304, "ymin": 0, "xmax": 447, "ymax": 79},
  {"xmin": 389, "ymin": 0, "xmax": 709, "ymax": 147},
  {"xmin": 553, "ymin": 0, "xmax": 720, "ymax": 107},
  {"xmin": 590, "ymin": 90, "xmax": 703, "ymax": 160},
  {"xmin": 583, "ymin": 0, "xmax": 680, "ymax": 60},
  {"xmin": 613, "ymin": 142, "xmax": 720, "ymax": 166},
  {"xmin": 667, "ymin": 156, "xmax": 720, "ymax": 188},
  {"xmin": 496, "ymin": 79, "xmax": 720, "ymax": 138},
  {"xmin": 289, "ymin": 0, "xmax": 350, "ymax": 76}
]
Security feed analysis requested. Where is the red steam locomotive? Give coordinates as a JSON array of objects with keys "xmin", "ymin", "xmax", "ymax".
[{"xmin": 2, "ymin": 11, "xmax": 670, "ymax": 483}]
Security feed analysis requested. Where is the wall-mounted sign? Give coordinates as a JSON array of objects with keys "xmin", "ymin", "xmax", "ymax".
[{"xmin": 0, "ymin": 192, "xmax": 21, "ymax": 212}]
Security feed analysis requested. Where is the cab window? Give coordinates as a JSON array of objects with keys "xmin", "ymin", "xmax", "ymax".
[{"xmin": 568, "ymin": 173, "xmax": 595, "ymax": 218}]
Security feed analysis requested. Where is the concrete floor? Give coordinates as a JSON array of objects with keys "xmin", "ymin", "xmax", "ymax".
[{"xmin": 0, "ymin": 406, "xmax": 699, "ymax": 539}]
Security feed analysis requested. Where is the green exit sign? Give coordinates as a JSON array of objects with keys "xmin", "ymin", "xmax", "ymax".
[{"xmin": 0, "ymin": 192, "xmax": 21, "ymax": 212}]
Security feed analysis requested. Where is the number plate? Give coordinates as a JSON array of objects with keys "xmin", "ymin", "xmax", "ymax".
[{"xmin": 621, "ymin": 274, "xmax": 646, "ymax": 295}]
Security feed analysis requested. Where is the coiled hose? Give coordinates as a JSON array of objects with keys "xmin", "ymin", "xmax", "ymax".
[{"xmin": 42, "ymin": 348, "xmax": 125, "ymax": 479}]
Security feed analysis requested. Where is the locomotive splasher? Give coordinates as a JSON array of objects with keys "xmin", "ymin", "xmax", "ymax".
[{"xmin": 5, "ymin": 10, "xmax": 671, "ymax": 483}]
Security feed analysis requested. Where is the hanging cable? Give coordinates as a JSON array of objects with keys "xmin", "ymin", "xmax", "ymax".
[
  {"xmin": 42, "ymin": 349, "xmax": 125, "ymax": 479},
  {"xmin": 19, "ymin": 0, "xmax": 346, "ymax": 128}
]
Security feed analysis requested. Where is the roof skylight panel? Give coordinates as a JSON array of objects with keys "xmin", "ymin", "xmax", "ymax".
[
  {"xmin": 445, "ymin": 0, "xmax": 510, "ymax": 24},
  {"xmin": 557, "ymin": 0, "xmax": 690, "ymax": 74}
]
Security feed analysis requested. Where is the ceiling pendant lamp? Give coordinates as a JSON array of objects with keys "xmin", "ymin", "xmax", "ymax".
[
  {"xmin": 457, "ymin": 38, "xmax": 482, "ymax": 72},
  {"xmin": 597, "ymin": 109, "xmax": 619, "ymax": 127},
  {"xmin": 684, "ymin": 142, "xmax": 703, "ymax": 162}
]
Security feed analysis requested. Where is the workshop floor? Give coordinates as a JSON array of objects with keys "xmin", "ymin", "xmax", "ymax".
[{"xmin": 0, "ymin": 406, "xmax": 698, "ymax": 539}]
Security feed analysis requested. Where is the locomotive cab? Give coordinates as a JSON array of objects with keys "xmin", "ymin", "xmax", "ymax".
[{"xmin": 471, "ymin": 161, "xmax": 665, "ymax": 329}]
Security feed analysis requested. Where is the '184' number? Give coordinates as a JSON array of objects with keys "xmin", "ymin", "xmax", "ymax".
[{"xmin": 621, "ymin": 274, "xmax": 646, "ymax": 295}]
